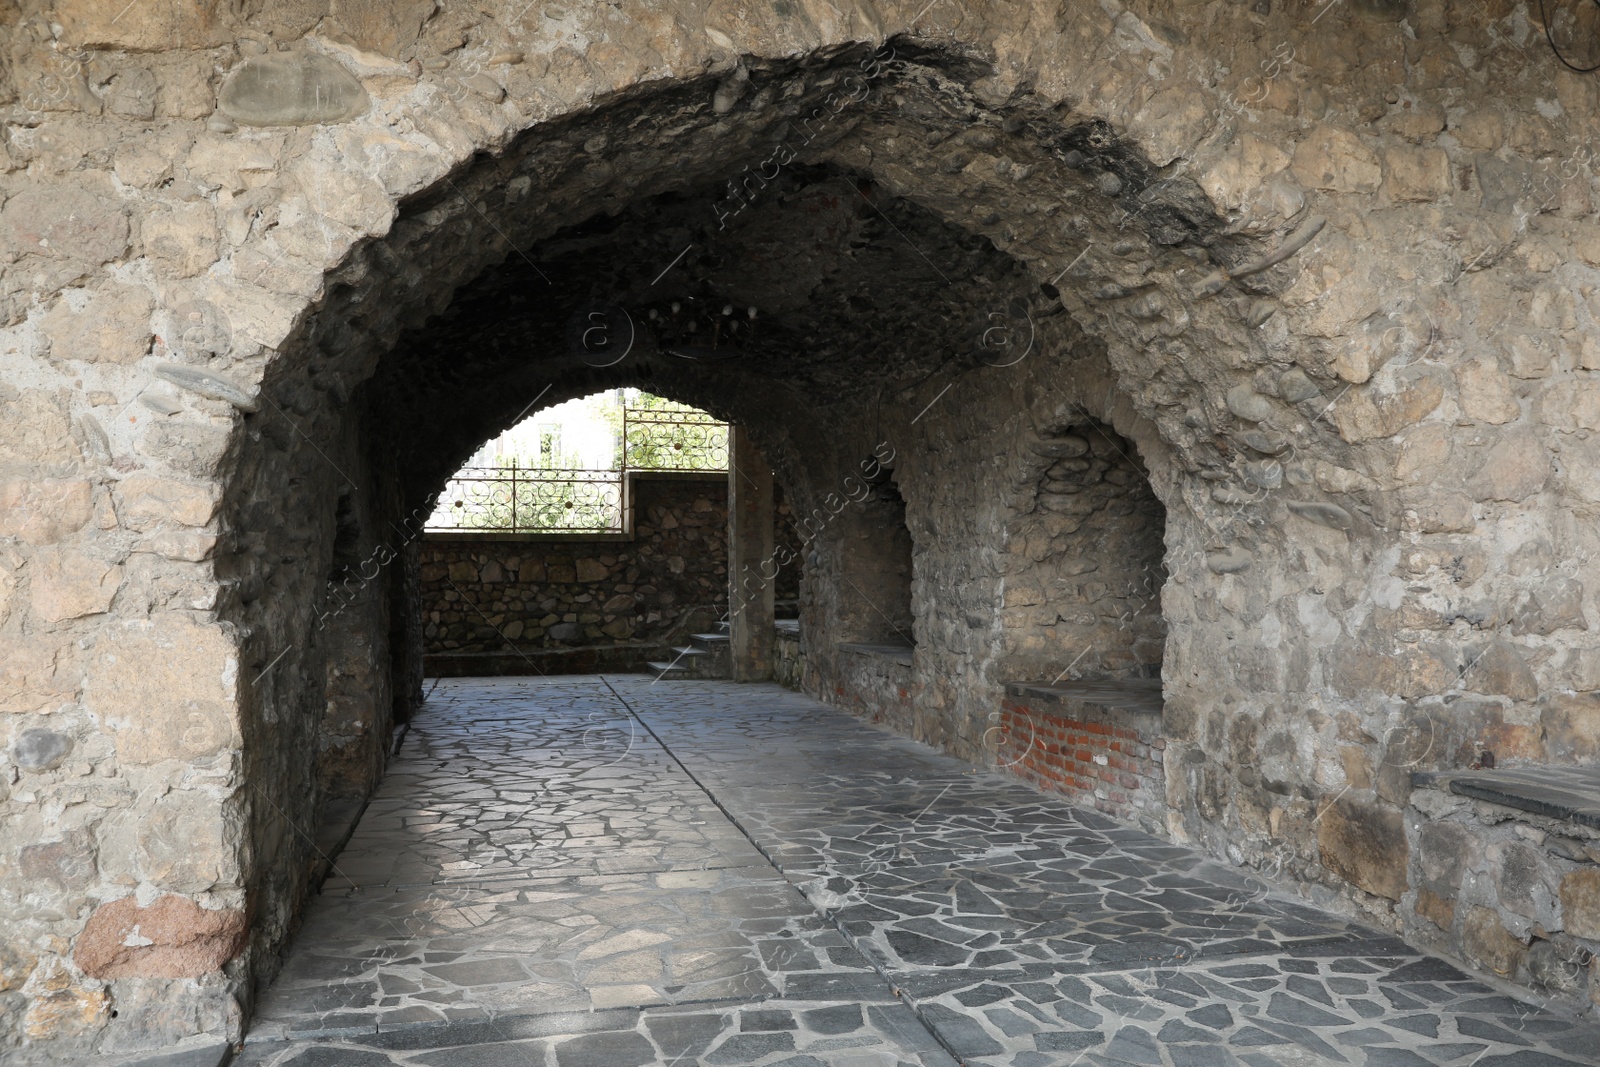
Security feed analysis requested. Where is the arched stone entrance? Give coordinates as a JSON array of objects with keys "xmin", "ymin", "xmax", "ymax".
[{"xmin": 7, "ymin": 1, "xmax": 1600, "ymax": 1058}]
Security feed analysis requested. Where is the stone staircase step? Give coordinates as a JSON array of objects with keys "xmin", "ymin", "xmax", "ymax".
[
  {"xmin": 644, "ymin": 660, "xmax": 691, "ymax": 676},
  {"xmin": 659, "ymin": 633, "xmax": 731, "ymax": 680}
]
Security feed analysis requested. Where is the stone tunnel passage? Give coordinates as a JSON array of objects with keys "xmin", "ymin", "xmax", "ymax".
[
  {"xmin": 13, "ymin": 0, "xmax": 1600, "ymax": 1060},
  {"xmin": 234, "ymin": 677, "xmax": 1600, "ymax": 1067}
]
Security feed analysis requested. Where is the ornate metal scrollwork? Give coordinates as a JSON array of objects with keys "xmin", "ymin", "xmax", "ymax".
[{"xmin": 429, "ymin": 401, "xmax": 729, "ymax": 533}]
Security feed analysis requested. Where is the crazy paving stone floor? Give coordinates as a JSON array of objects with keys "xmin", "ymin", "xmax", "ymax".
[{"xmin": 237, "ymin": 677, "xmax": 1600, "ymax": 1067}]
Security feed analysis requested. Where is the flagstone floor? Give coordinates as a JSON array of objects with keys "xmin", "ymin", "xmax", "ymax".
[{"xmin": 235, "ymin": 677, "xmax": 1600, "ymax": 1067}]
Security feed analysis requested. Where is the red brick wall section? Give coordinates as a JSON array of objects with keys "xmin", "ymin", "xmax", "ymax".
[{"xmin": 999, "ymin": 698, "xmax": 1165, "ymax": 826}]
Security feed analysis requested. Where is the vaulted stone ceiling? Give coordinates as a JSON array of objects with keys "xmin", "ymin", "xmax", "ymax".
[
  {"xmin": 373, "ymin": 165, "xmax": 1043, "ymax": 497},
  {"xmin": 342, "ymin": 41, "xmax": 1251, "ymax": 507}
]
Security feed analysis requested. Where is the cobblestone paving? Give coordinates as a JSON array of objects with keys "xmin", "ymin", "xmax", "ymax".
[{"xmin": 238, "ymin": 677, "xmax": 1600, "ymax": 1066}]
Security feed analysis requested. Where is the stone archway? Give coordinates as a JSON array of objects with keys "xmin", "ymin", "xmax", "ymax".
[{"xmin": 7, "ymin": 1, "xmax": 1600, "ymax": 1058}]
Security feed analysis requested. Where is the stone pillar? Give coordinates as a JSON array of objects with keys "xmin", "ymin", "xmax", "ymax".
[{"xmin": 728, "ymin": 426, "xmax": 775, "ymax": 681}]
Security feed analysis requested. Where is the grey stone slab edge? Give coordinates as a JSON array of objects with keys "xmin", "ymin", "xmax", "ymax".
[
  {"xmin": 90, "ymin": 1038, "xmax": 233, "ymax": 1067},
  {"xmin": 310, "ymin": 796, "xmax": 373, "ymax": 889},
  {"xmin": 1414, "ymin": 769, "xmax": 1600, "ymax": 830}
]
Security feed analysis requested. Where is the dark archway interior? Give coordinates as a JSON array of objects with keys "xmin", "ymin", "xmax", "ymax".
[
  {"xmin": 250, "ymin": 38, "xmax": 1200, "ymax": 806},
  {"xmin": 347, "ymin": 149, "xmax": 1081, "ymax": 713},
  {"xmin": 366, "ymin": 162, "xmax": 1039, "ymax": 511}
]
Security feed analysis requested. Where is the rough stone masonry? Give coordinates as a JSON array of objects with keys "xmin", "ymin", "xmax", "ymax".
[{"xmin": 3, "ymin": 0, "xmax": 1600, "ymax": 1061}]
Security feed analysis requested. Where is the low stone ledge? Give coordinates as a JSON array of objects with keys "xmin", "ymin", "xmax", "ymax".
[
  {"xmin": 1412, "ymin": 765, "xmax": 1600, "ymax": 830},
  {"xmin": 425, "ymin": 644, "xmax": 669, "ymax": 676},
  {"xmin": 1003, "ymin": 678, "xmax": 1164, "ymax": 735},
  {"xmin": 826, "ymin": 641, "xmax": 916, "ymax": 733},
  {"xmin": 311, "ymin": 797, "xmax": 369, "ymax": 890},
  {"xmin": 86, "ymin": 1037, "xmax": 231, "ymax": 1067},
  {"xmin": 999, "ymin": 678, "xmax": 1165, "ymax": 833},
  {"xmin": 1403, "ymin": 764, "xmax": 1600, "ymax": 1011},
  {"xmin": 838, "ymin": 641, "xmax": 914, "ymax": 667}
]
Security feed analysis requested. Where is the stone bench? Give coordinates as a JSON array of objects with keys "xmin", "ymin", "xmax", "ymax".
[
  {"xmin": 999, "ymin": 678, "xmax": 1165, "ymax": 834},
  {"xmin": 839, "ymin": 640, "xmax": 914, "ymax": 666},
  {"xmin": 1405, "ymin": 764, "xmax": 1600, "ymax": 1003},
  {"xmin": 1413, "ymin": 765, "xmax": 1600, "ymax": 831}
]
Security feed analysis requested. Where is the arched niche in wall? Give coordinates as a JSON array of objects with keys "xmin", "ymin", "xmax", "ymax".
[
  {"xmin": 1003, "ymin": 417, "xmax": 1168, "ymax": 684},
  {"xmin": 837, "ymin": 464, "xmax": 916, "ymax": 648}
]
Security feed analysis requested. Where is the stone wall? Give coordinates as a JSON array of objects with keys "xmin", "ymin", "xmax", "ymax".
[
  {"xmin": 7, "ymin": 0, "xmax": 1600, "ymax": 1056},
  {"xmin": 825, "ymin": 647, "xmax": 917, "ymax": 737},
  {"xmin": 1001, "ymin": 421, "xmax": 1167, "ymax": 683},
  {"xmin": 1405, "ymin": 781, "xmax": 1600, "ymax": 1006},
  {"xmin": 423, "ymin": 473, "xmax": 720, "ymax": 669},
  {"xmin": 774, "ymin": 622, "xmax": 805, "ymax": 691},
  {"xmin": 420, "ymin": 473, "xmax": 799, "ymax": 673}
]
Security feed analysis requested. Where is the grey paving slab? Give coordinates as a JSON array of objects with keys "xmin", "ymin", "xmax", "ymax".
[
  {"xmin": 324, "ymin": 679, "xmax": 764, "ymax": 890},
  {"xmin": 243, "ymin": 676, "xmax": 1600, "ymax": 1067},
  {"xmin": 249, "ymin": 864, "xmax": 909, "ymax": 1038},
  {"xmin": 235, "ymin": 998, "xmax": 954, "ymax": 1066}
]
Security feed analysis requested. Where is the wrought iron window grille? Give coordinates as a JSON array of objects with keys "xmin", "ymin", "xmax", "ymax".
[{"xmin": 427, "ymin": 402, "xmax": 728, "ymax": 533}]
